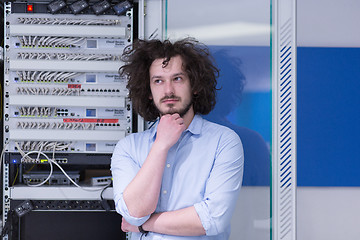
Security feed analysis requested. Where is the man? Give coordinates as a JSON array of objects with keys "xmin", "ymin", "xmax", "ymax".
[{"xmin": 111, "ymin": 38, "xmax": 244, "ymax": 239}]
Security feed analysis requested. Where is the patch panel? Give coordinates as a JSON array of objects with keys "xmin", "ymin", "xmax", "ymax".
[
  {"xmin": 11, "ymin": 71, "xmax": 127, "ymax": 84},
  {"xmin": 8, "ymin": 137, "xmax": 124, "ymax": 154},
  {"xmin": 9, "ymin": 104, "xmax": 130, "ymax": 118},
  {"xmin": 15, "ymin": 141, "xmax": 72, "ymax": 154},
  {"xmin": 14, "ymin": 119, "xmax": 129, "ymax": 130},
  {"xmin": 13, "ymin": 36, "xmax": 127, "ymax": 49},
  {"xmin": 9, "ymin": 129, "xmax": 125, "ymax": 142},
  {"xmin": 9, "ymin": 95, "xmax": 127, "ymax": 109},
  {"xmin": 15, "ymin": 86, "xmax": 126, "ymax": 97}
]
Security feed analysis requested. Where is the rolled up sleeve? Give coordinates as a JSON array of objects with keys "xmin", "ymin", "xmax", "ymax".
[
  {"xmin": 117, "ymin": 193, "xmax": 150, "ymax": 226},
  {"xmin": 194, "ymin": 131, "xmax": 244, "ymax": 236},
  {"xmin": 111, "ymin": 137, "xmax": 151, "ymax": 226}
]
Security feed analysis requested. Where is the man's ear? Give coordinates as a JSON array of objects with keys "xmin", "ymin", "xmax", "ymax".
[{"xmin": 149, "ymin": 94, "xmax": 153, "ymax": 100}]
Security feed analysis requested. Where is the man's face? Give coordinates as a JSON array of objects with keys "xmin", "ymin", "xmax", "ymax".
[{"xmin": 149, "ymin": 55, "xmax": 193, "ymax": 117}]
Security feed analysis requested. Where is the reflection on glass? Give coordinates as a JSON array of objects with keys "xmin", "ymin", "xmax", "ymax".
[
  {"xmin": 206, "ymin": 47, "xmax": 270, "ymax": 186},
  {"xmin": 166, "ymin": 0, "xmax": 271, "ymax": 239}
]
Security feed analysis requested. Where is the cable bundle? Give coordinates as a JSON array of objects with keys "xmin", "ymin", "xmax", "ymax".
[
  {"xmin": 17, "ymin": 87, "xmax": 80, "ymax": 96},
  {"xmin": 16, "ymin": 141, "xmax": 71, "ymax": 153},
  {"xmin": 18, "ymin": 35, "xmax": 85, "ymax": 48},
  {"xmin": 17, "ymin": 87, "xmax": 50, "ymax": 95},
  {"xmin": 51, "ymin": 88, "xmax": 80, "ymax": 96},
  {"xmin": 51, "ymin": 122, "xmax": 96, "ymax": 130},
  {"xmin": 17, "ymin": 121, "xmax": 51, "ymax": 129},
  {"xmin": 18, "ymin": 107, "xmax": 53, "ymax": 117},
  {"xmin": 16, "ymin": 71, "xmax": 82, "ymax": 83},
  {"xmin": 17, "ymin": 52, "xmax": 120, "ymax": 61},
  {"xmin": 17, "ymin": 17, "xmax": 120, "ymax": 26},
  {"xmin": 17, "ymin": 121, "xmax": 97, "ymax": 130}
]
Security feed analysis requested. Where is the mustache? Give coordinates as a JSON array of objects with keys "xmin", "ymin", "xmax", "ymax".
[{"xmin": 160, "ymin": 95, "xmax": 181, "ymax": 102}]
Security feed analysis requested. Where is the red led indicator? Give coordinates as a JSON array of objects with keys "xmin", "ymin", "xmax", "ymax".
[
  {"xmin": 27, "ymin": 4, "xmax": 33, "ymax": 12},
  {"xmin": 68, "ymin": 84, "xmax": 82, "ymax": 89}
]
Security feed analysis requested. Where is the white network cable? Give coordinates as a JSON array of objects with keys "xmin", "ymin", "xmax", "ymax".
[
  {"xmin": 17, "ymin": 141, "xmax": 71, "ymax": 152},
  {"xmin": 18, "ymin": 36, "xmax": 86, "ymax": 48},
  {"xmin": 17, "ymin": 121, "xmax": 96, "ymax": 130},
  {"xmin": 18, "ymin": 107, "xmax": 53, "ymax": 117},
  {"xmin": 16, "ymin": 143, "xmax": 108, "ymax": 191},
  {"xmin": 17, "ymin": 52, "xmax": 120, "ymax": 61},
  {"xmin": 20, "ymin": 150, "xmax": 54, "ymax": 187},
  {"xmin": 17, "ymin": 87, "xmax": 80, "ymax": 96},
  {"xmin": 17, "ymin": 121, "xmax": 51, "ymax": 129},
  {"xmin": 17, "ymin": 17, "xmax": 119, "ymax": 26}
]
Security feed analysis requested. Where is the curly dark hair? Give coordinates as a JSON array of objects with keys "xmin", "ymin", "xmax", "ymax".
[{"xmin": 119, "ymin": 37, "xmax": 219, "ymax": 122}]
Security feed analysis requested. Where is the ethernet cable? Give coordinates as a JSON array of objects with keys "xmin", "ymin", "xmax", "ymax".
[
  {"xmin": 17, "ymin": 121, "xmax": 96, "ymax": 130},
  {"xmin": 20, "ymin": 150, "xmax": 54, "ymax": 187},
  {"xmin": 16, "ymin": 143, "xmax": 109, "ymax": 191},
  {"xmin": 17, "ymin": 52, "xmax": 120, "ymax": 61},
  {"xmin": 31, "ymin": 71, "xmax": 37, "ymax": 81},
  {"xmin": 18, "ymin": 17, "xmax": 119, "ymax": 26},
  {"xmin": 32, "ymin": 36, "xmax": 37, "ymax": 47}
]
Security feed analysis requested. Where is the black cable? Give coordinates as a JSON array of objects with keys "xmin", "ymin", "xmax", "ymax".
[
  {"xmin": 100, "ymin": 181, "xmax": 112, "ymax": 211},
  {"xmin": 1, "ymin": 209, "xmax": 15, "ymax": 237}
]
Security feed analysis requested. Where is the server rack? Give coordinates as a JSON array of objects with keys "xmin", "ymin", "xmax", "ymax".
[{"xmin": 1, "ymin": 1, "xmax": 136, "ymax": 239}]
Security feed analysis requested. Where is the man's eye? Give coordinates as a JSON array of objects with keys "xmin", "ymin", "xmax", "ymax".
[
  {"xmin": 174, "ymin": 77, "xmax": 182, "ymax": 81},
  {"xmin": 154, "ymin": 79, "xmax": 162, "ymax": 84}
]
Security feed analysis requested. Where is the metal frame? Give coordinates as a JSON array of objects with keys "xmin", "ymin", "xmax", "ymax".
[
  {"xmin": 272, "ymin": 0, "xmax": 297, "ymax": 240},
  {"xmin": 2, "ymin": 3, "xmax": 12, "ymax": 238}
]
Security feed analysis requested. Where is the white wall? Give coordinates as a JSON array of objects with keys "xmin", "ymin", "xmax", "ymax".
[
  {"xmin": 297, "ymin": 0, "xmax": 360, "ymax": 47},
  {"xmin": 297, "ymin": 188, "xmax": 360, "ymax": 240},
  {"xmin": 297, "ymin": 1, "xmax": 360, "ymax": 240},
  {"xmin": 166, "ymin": 0, "xmax": 270, "ymax": 46},
  {"xmin": 230, "ymin": 187, "xmax": 270, "ymax": 240}
]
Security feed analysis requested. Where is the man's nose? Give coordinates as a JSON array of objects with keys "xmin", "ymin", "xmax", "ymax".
[{"xmin": 164, "ymin": 81, "xmax": 175, "ymax": 95}]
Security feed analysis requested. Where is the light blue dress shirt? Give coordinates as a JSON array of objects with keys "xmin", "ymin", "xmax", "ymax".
[{"xmin": 111, "ymin": 115, "xmax": 244, "ymax": 240}]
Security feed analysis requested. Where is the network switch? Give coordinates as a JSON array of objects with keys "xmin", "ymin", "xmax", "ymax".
[{"xmin": 23, "ymin": 171, "xmax": 80, "ymax": 185}]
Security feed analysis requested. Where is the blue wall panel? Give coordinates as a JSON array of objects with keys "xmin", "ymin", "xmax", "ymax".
[{"xmin": 297, "ymin": 47, "xmax": 360, "ymax": 186}]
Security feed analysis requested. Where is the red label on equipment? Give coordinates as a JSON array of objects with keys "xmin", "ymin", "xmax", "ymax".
[
  {"xmin": 63, "ymin": 118, "xmax": 119, "ymax": 123},
  {"xmin": 68, "ymin": 84, "xmax": 82, "ymax": 88}
]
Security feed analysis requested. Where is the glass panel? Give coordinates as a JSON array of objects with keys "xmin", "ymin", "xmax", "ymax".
[
  {"xmin": 165, "ymin": 1, "xmax": 271, "ymax": 239},
  {"xmin": 297, "ymin": 1, "xmax": 360, "ymax": 240}
]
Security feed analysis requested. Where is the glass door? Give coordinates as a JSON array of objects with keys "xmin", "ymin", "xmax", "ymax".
[{"xmin": 165, "ymin": 1, "xmax": 271, "ymax": 239}]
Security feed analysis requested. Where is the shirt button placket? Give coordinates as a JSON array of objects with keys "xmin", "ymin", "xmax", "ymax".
[
  {"xmin": 161, "ymin": 151, "xmax": 173, "ymax": 209},
  {"xmin": 162, "ymin": 164, "xmax": 170, "ymax": 197}
]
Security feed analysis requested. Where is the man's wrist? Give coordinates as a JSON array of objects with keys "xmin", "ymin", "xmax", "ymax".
[
  {"xmin": 153, "ymin": 139, "xmax": 171, "ymax": 152},
  {"xmin": 138, "ymin": 225, "xmax": 149, "ymax": 235}
]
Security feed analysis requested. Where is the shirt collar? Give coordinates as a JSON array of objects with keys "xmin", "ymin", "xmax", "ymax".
[
  {"xmin": 187, "ymin": 114, "xmax": 203, "ymax": 135},
  {"xmin": 149, "ymin": 114, "xmax": 203, "ymax": 141}
]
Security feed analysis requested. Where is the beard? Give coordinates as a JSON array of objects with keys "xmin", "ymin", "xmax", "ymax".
[{"xmin": 156, "ymin": 95, "xmax": 193, "ymax": 117}]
